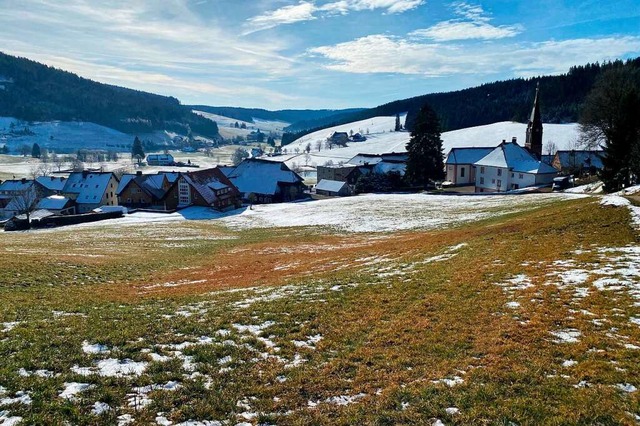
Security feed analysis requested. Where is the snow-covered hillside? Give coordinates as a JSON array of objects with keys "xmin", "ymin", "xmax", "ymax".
[
  {"xmin": 269, "ymin": 116, "xmax": 581, "ymax": 169},
  {"xmin": 193, "ymin": 110, "xmax": 289, "ymax": 140},
  {"xmin": 0, "ymin": 117, "xmax": 172, "ymax": 153}
]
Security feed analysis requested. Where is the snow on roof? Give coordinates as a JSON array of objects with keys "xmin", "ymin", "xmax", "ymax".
[
  {"xmin": 229, "ymin": 159, "xmax": 302, "ymax": 196},
  {"xmin": 37, "ymin": 195, "xmax": 71, "ymax": 210},
  {"xmin": 35, "ymin": 176, "xmax": 67, "ymax": 191},
  {"xmin": 158, "ymin": 172, "xmax": 180, "ymax": 183},
  {"xmin": 0, "ymin": 179, "xmax": 33, "ymax": 192},
  {"xmin": 347, "ymin": 154, "xmax": 383, "ymax": 166},
  {"xmin": 475, "ymin": 142, "xmax": 558, "ymax": 174},
  {"xmin": 316, "ymin": 179, "xmax": 349, "ymax": 193},
  {"xmin": 207, "ymin": 181, "xmax": 228, "ymax": 191},
  {"xmin": 64, "ymin": 172, "xmax": 115, "ymax": 204},
  {"xmin": 446, "ymin": 147, "xmax": 494, "ymax": 165}
]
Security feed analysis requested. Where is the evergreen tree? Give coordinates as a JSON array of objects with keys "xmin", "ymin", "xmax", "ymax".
[
  {"xmin": 31, "ymin": 143, "xmax": 41, "ymax": 158},
  {"xmin": 405, "ymin": 103, "xmax": 445, "ymax": 187},
  {"xmin": 131, "ymin": 136, "xmax": 145, "ymax": 162},
  {"xmin": 580, "ymin": 66, "xmax": 640, "ymax": 191},
  {"xmin": 395, "ymin": 113, "xmax": 401, "ymax": 131},
  {"xmin": 1, "ymin": 145, "xmax": 9, "ymax": 154}
]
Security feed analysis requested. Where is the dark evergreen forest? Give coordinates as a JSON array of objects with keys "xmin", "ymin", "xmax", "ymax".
[
  {"xmin": 0, "ymin": 52, "xmax": 219, "ymax": 138},
  {"xmin": 281, "ymin": 58, "xmax": 640, "ymax": 141}
]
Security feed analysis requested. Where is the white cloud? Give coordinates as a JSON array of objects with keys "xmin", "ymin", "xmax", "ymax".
[
  {"xmin": 309, "ymin": 35, "xmax": 640, "ymax": 77},
  {"xmin": 245, "ymin": 0, "xmax": 424, "ymax": 33},
  {"xmin": 410, "ymin": 2, "xmax": 522, "ymax": 41},
  {"xmin": 245, "ymin": 1, "xmax": 317, "ymax": 34}
]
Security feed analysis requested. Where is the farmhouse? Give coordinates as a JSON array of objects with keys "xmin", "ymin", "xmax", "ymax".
[
  {"xmin": 445, "ymin": 147, "xmax": 494, "ymax": 185},
  {"xmin": 327, "ymin": 131, "xmax": 349, "ymax": 147},
  {"xmin": 552, "ymin": 150, "xmax": 604, "ymax": 174},
  {"xmin": 146, "ymin": 153, "xmax": 175, "ymax": 166},
  {"xmin": 117, "ymin": 172, "xmax": 179, "ymax": 211},
  {"xmin": 227, "ymin": 158, "xmax": 306, "ymax": 203},
  {"xmin": 62, "ymin": 171, "xmax": 119, "ymax": 213},
  {"xmin": 316, "ymin": 164, "xmax": 363, "ymax": 185},
  {"xmin": 177, "ymin": 168, "xmax": 240, "ymax": 211},
  {"xmin": 36, "ymin": 195, "xmax": 76, "ymax": 215},
  {"xmin": 475, "ymin": 140, "xmax": 558, "ymax": 192},
  {"xmin": 0, "ymin": 179, "xmax": 37, "ymax": 219},
  {"xmin": 315, "ymin": 179, "xmax": 353, "ymax": 197},
  {"xmin": 35, "ymin": 176, "xmax": 67, "ymax": 197}
]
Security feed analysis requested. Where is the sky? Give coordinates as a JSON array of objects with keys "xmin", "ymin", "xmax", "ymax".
[{"xmin": 1, "ymin": 0, "xmax": 639, "ymax": 110}]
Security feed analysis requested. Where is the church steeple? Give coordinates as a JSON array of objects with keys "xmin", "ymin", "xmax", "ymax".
[{"xmin": 525, "ymin": 82, "xmax": 543, "ymax": 160}]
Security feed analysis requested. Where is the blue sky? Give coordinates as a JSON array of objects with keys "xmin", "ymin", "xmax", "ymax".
[{"xmin": 1, "ymin": 0, "xmax": 639, "ymax": 110}]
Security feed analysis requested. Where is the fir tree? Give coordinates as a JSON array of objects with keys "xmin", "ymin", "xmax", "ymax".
[
  {"xmin": 395, "ymin": 113, "xmax": 401, "ymax": 131},
  {"xmin": 580, "ymin": 66, "xmax": 640, "ymax": 191},
  {"xmin": 405, "ymin": 103, "xmax": 445, "ymax": 187},
  {"xmin": 131, "ymin": 136, "xmax": 145, "ymax": 163},
  {"xmin": 31, "ymin": 143, "xmax": 41, "ymax": 158}
]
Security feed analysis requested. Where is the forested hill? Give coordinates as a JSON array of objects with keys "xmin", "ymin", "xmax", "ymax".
[
  {"xmin": 189, "ymin": 105, "xmax": 365, "ymax": 125},
  {"xmin": 0, "ymin": 52, "xmax": 219, "ymax": 138},
  {"xmin": 284, "ymin": 58, "xmax": 640, "ymax": 134}
]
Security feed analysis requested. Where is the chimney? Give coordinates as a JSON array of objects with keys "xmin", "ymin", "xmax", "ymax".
[
  {"xmin": 82, "ymin": 170, "xmax": 89, "ymax": 178},
  {"xmin": 512, "ymin": 137, "xmax": 517, "ymax": 143},
  {"xmin": 502, "ymin": 139, "xmax": 506, "ymax": 143},
  {"xmin": 136, "ymin": 171, "xmax": 142, "ymax": 176},
  {"xmin": 50, "ymin": 176, "xmax": 54, "ymax": 180},
  {"xmin": 21, "ymin": 178, "xmax": 26, "ymax": 184}
]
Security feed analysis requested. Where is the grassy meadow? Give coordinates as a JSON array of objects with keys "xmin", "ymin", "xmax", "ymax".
[{"xmin": 1, "ymin": 196, "xmax": 639, "ymax": 425}]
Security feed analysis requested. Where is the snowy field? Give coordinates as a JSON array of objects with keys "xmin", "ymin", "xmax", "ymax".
[
  {"xmin": 193, "ymin": 110, "xmax": 289, "ymax": 140},
  {"xmin": 29, "ymin": 192, "xmax": 588, "ymax": 234},
  {"xmin": 267, "ymin": 115, "xmax": 581, "ymax": 169},
  {"xmin": 0, "ymin": 117, "xmax": 169, "ymax": 153}
]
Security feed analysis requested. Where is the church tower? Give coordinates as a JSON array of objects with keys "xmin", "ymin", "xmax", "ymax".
[{"xmin": 525, "ymin": 83, "xmax": 543, "ymax": 160}]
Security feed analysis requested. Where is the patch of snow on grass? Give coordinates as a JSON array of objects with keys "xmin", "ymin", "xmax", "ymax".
[
  {"xmin": 616, "ymin": 383, "xmax": 637, "ymax": 393},
  {"xmin": 446, "ymin": 407, "xmax": 460, "ymax": 415},
  {"xmin": 550, "ymin": 329, "xmax": 581, "ymax": 344},
  {"xmin": 60, "ymin": 382, "xmax": 94, "ymax": 400},
  {"xmin": 91, "ymin": 401, "xmax": 110, "ymax": 415},
  {"xmin": 82, "ymin": 341, "xmax": 110, "ymax": 354},
  {"xmin": 0, "ymin": 391, "xmax": 31, "ymax": 406},
  {"xmin": 1, "ymin": 322, "xmax": 19, "ymax": 332},
  {"xmin": 72, "ymin": 358, "xmax": 148, "ymax": 377},
  {"xmin": 0, "ymin": 411, "xmax": 22, "ymax": 426},
  {"xmin": 432, "ymin": 376, "xmax": 464, "ymax": 387}
]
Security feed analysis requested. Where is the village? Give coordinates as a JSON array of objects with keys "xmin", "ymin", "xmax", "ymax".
[{"xmin": 0, "ymin": 89, "xmax": 604, "ymax": 231}]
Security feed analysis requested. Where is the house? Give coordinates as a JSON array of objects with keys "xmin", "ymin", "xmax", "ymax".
[
  {"xmin": 146, "ymin": 153, "xmax": 175, "ymax": 166},
  {"xmin": 117, "ymin": 172, "xmax": 180, "ymax": 211},
  {"xmin": 346, "ymin": 152, "xmax": 408, "ymax": 177},
  {"xmin": 327, "ymin": 132, "xmax": 349, "ymax": 147},
  {"xmin": 347, "ymin": 153, "xmax": 383, "ymax": 167},
  {"xmin": 35, "ymin": 176, "xmax": 68, "ymax": 196},
  {"xmin": 36, "ymin": 195, "xmax": 76, "ymax": 215},
  {"xmin": 62, "ymin": 171, "xmax": 119, "ymax": 213},
  {"xmin": 351, "ymin": 133, "xmax": 367, "ymax": 142},
  {"xmin": 315, "ymin": 179, "xmax": 353, "ymax": 197},
  {"xmin": 227, "ymin": 158, "xmax": 306, "ymax": 203},
  {"xmin": 474, "ymin": 140, "xmax": 558, "ymax": 192},
  {"xmin": 373, "ymin": 161, "xmax": 406, "ymax": 176},
  {"xmin": 552, "ymin": 150, "xmax": 604, "ymax": 174},
  {"xmin": 317, "ymin": 165, "xmax": 363, "ymax": 185},
  {"xmin": 0, "ymin": 179, "xmax": 37, "ymax": 219},
  {"xmin": 177, "ymin": 168, "xmax": 240, "ymax": 211},
  {"xmin": 445, "ymin": 147, "xmax": 494, "ymax": 185}
]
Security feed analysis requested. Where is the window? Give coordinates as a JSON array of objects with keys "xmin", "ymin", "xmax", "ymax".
[
  {"xmin": 519, "ymin": 173, "xmax": 524, "ymax": 179},
  {"xmin": 497, "ymin": 169, "xmax": 502, "ymax": 177},
  {"xmin": 460, "ymin": 167, "xmax": 465, "ymax": 178},
  {"xmin": 480, "ymin": 167, "xmax": 485, "ymax": 174},
  {"xmin": 480, "ymin": 177, "xmax": 484, "ymax": 184},
  {"xmin": 511, "ymin": 173, "xmax": 514, "ymax": 178},
  {"xmin": 497, "ymin": 179, "xmax": 502, "ymax": 187},
  {"xmin": 492, "ymin": 179, "xmax": 495, "ymax": 184}
]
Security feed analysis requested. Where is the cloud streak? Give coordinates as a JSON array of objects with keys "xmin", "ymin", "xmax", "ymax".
[
  {"xmin": 244, "ymin": 0, "xmax": 424, "ymax": 34},
  {"xmin": 410, "ymin": 2, "xmax": 522, "ymax": 41},
  {"xmin": 309, "ymin": 35, "xmax": 640, "ymax": 77}
]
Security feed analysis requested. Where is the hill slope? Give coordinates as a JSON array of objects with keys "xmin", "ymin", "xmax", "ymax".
[
  {"xmin": 283, "ymin": 58, "xmax": 640, "ymax": 134},
  {"xmin": 0, "ymin": 52, "xmax": 219, "ymax": 138}
]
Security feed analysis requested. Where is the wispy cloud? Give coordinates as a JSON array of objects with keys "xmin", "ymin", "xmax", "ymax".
[
  {"xmin": 244, "ymin": 0, "xmax": 424, "ymax": 34},
  {"xmin": 410, "ymin": 2, "xmax": 522, "ymax": 41},
  {"xmin": 309, "ymin": 35, "xmax": 640, "ymax": 76}
]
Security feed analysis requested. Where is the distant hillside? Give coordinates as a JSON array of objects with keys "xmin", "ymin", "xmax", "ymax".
[
  {"xmin": 284, "ymin": 57, "xmax": 640, "ymax": 135},
  {"xmin": 0, "ymin": 52, "xmax": 219, "ymax": 138},
  {"xmin": 189, "ymin": 105, "xmax": 365, "ymax": 127}
]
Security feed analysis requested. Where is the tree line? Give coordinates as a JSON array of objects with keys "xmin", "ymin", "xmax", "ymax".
[{"xmin": 0, "ymin": 52, "xmax": 219, "ymax": 138}]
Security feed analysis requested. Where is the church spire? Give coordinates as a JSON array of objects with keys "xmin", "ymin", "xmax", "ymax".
[{"xmin": 525, "ymin": 82, "xmax": 543, "ymax": 160}]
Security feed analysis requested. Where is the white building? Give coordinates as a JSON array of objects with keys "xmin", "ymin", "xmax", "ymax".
[
  {"xmin": 475, "ymin": 141, "xmax": 558, "ymax": 192},
  {"xmin": 445, "ymin": 147, "xmax": 494, "ymax": 185}
]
